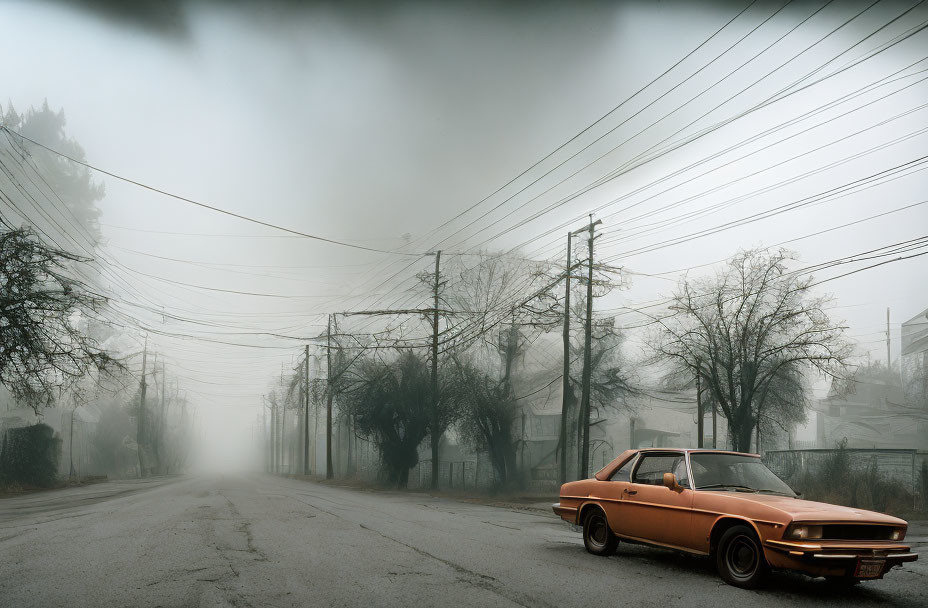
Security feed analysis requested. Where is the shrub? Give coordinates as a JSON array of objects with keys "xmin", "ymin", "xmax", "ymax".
[
  {"xmin": 0, "ymin": 423, "xmax": 62, "ymax": 487},
  {"xmin": 786, "ymin": 440, "xmax": 915, "ymax": 516}
]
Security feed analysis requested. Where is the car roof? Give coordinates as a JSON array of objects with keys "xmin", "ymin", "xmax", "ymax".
[
  {"xmin": 593, "ymin": 448, "xmax": 764, "ymax": 480},
  {"xmin": 635, "ymin": 448, "xmax": 760, "ymax": 458}
]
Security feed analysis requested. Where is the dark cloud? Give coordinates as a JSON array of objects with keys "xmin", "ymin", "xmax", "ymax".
[
  {"xmin": 57, "ymin": 0, "xmax": 189, "ymax": 36},
  {"xmin": 51, "ymin": 0, "xmax": 740, "ymax": 38}
]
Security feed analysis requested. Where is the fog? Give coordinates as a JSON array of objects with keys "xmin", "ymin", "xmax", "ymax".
[
  {"xmin": 0, "ymin": 0, "xmax": 924, "ymax": 467},
  {"xmin": 2, "ymin": 1, "xmax": 928, "ymax": 604}
]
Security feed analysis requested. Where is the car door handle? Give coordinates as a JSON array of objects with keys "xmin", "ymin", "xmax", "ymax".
[{"xmin": 624, "ymin": 489, "xmax": 637, "ymax": 495}]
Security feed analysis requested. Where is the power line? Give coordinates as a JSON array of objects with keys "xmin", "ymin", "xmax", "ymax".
[{"xmin": 0, "ymin": 125, "xmax": 428, "ymax": 256}]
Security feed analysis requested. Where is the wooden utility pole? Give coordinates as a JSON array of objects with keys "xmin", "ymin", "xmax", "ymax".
[
  {"xmin": 326, "ymin": 314, "xmax": 334, "ymax": 479},
  {"xmin": 312, "ymin": 357, "xmax": 320, "ymax": 476},
  {"xmin": 430, "ymin": 250, "xmax": 442, "ymax": 490},
  {"xmin": 138, "ymin": 337, "xmax": 148, "ymax": 478},
  {"xmin": 559, "ymin": 232, "xmax": 572, "ymax": 485},
  {"xmin": 262, "ymin": 402, "xmax": 268, "ymax": 473},
  {"xmin": 160, "ymin": 360, "xmax": 166, "ymax": 475},
  {"xmin": 271, "ymin": 400, "xmax": 280, "ymax": 475},
  {"xmin": 68, "ymin": 407, "xmax": 77, "ymax": 479},
  {"xmin": 304, "ymin": 344, "xmax": 310, "ymax": 475},
  {"xmin": 281, "ymin": 375, "xmax": 287, "ymax": 474},
  {"xmin": 578, "ymin": 217, "xmax": 600, "ymax": 480},
  {"xmin": 886, "ymin": 307, "xmax": 892, "ymax": 370},
  {"xmin": 696, "ymin": 360, "xmax": 703, "ymax": 449}
]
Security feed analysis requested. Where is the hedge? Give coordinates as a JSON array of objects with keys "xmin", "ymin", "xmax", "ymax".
[{"xmin": 0, "ymin": 423, "xmax": 62, "ymax": 487}]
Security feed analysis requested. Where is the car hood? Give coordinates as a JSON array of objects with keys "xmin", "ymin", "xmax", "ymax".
[{"xmin": 710, "ymin": 492, "xmax": 907, "ymax": 525}]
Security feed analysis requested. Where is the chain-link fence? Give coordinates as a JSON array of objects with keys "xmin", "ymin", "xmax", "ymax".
[{"xmin": 764, "ymin": 448, "xmax": 927, "ymax": 511}]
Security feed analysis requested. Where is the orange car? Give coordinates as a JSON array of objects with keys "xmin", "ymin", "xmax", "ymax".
[{"xmin": 553, "ymin": 448, "xmax": 917, "ymax": 588}]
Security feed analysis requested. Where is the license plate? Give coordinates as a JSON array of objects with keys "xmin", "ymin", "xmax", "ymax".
[{"xmin": 854, "ymin": 559, "xmax": 885, "ymax": 579}]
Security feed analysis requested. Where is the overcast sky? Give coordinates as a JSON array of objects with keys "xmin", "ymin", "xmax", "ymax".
[{"xmin": 2, "ymin": 0, "xmax": 927, "ymax": 463}]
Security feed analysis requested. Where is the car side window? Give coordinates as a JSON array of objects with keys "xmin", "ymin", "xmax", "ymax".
[
  {"xmin": 632, "ymin": 454, "xmax": 686, "ymax": 486},
  {"xmin": 610, "ymin": 456, "xmax": 637, "ymax": 482}
]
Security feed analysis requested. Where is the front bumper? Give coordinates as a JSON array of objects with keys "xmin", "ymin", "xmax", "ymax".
[{"xmin": 764, "ymin": 539, "xmax": 918, "ymax": 578}]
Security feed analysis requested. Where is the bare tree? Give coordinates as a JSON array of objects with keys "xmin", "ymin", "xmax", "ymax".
[
  {"xmin": 437, "ymin": 252, "xmax": 560, "ymax": 353},
  {"xmin": 653, "ymin": 249, "xmax": 850, "ymax": 452},
  {"xmin": 0, "ymin": 226, "xmax": 122, "ymax": 412}
]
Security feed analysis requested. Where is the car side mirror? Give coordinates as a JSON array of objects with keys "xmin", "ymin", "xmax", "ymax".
[{"xmin": 663, "ymin": 473, "xmax": 683, "ymax": 492}]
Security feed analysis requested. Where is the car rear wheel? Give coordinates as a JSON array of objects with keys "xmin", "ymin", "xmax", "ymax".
[
  {"xmin": 716, "ymin": 525, "xmax": 768, "ymax": 589},
  {"xmin": 582, "ymin": 508, "xmax": 618, "ymax": 556}
]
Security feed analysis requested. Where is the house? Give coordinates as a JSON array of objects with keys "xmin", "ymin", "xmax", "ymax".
[{"xmin": 814, "ymin": 366, "xmax": 928, "ymax": 450}]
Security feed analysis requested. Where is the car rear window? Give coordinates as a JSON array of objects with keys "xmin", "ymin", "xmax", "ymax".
[{"xmin": 609, "ymin": 455, "xmax": 637, "ymax": 481}]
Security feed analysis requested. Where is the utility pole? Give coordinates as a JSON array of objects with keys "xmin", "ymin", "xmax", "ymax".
[
  {"xmin": 69, "ymin": 406, "xmax": 77, "ymax": 479},
  {"xmin": 559, "ymin": 232, "xmax": 572, "ymax": 485},
  {"xmin": 304, "ymin": 344, "xmax": 310, "ymax": 475},
  {"xmin": 712, "ymin": 398, "xmax": 718, "ymax": 449},
  {"xmin": 138, "ymin": 336, "xmax": 148, "ymax": 478},
  {"xmin": 696, "ymin": 360, "xmax": 703, "ymax": 449},
  {"xmin": 326, "ymin": 314, "xmax": 334, "ymax": 479},
  {"xmin": 886, "ymin": 307, "xmax": 892, "ymax": 370},
  {"xmin": 160, "ymin": 360, "xmax": 166, "ymax": 475},
  {"xmin": 281, "ymin": 375, "xmax": 287, "ymax": 474},
  {"xmin": 578, "ymin": 217, "xmax": 600, "ymax": 480},
  {"xmin": 430, "ymin": 250, "xmax": 442, "ymax": 490},
  {"xmin": 273, "ymin": 398, "xmax": 279, "ymax": 474},
  {"xmin": 262, "ymin": 401, "xmax": 268, "ymax": 473},
  {"xmin": 312, "ymin": 356, "xmax": 320, "ymax": 476}
]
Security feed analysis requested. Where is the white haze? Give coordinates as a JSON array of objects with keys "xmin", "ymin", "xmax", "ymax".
[{"xmin": 2, "ymin": 0, "xmax": 926, "ymax": 467}]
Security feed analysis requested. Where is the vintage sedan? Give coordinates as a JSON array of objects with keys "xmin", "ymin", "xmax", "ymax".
[{"xmin": 553, "ymin": 448, "xmax": 917, "ymax": 588}]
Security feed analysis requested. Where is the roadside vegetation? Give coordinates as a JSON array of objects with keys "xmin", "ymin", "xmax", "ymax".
[
  {"xmin": 0, "ymin": 103, "xmax": 193, "ymax": 491},
  {"xmin": 777, "ymin": 440, "xmax": 927, "ymax": 518}
]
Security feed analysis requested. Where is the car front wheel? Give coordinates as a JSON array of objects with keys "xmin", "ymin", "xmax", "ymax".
[
  {"xmin": 582, "ymin": 508, "xmax": 618, "ymax": 556},
  {"xmin": 716, "ymin": 525, "xmax": 768, "ymax": 588}
]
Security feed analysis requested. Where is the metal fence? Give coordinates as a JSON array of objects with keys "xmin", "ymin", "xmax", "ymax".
[
  {"xmin": 58, "ymin": 413, "xmax": 106, "ymax": 479},
  {"xmin": 764, "ymin": 448, "xmax": 927, "ymax": 506},
  {"xmin": 355, "ymin": 452, "xmax": 500, "ymax": 491},
  {"xmin": 350, "ymin": 437, "xmax": 555, "ymax": 492}
]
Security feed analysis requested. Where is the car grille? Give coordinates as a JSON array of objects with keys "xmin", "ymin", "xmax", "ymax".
[{"xmin": 821, "ymin": 525, "xmax": 895, "ymax": 540}]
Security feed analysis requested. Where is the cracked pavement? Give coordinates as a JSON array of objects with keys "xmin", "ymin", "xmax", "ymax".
[{"xmin": 0, "ymin": 474, "xmax": 925, "ymax": 607}]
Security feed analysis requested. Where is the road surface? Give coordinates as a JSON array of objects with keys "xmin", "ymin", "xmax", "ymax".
[{"xmin": 0, "ymin": 474, "xmax": 925, "ymax": 607}]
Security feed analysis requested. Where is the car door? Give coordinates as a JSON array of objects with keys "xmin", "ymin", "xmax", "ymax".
[
  {"xmin": 594, "ymin": 453, "xmax": 637, "ymax": 532},
  {"xmin": 614, "ymin": 452, "xmax": 695, "ymax": 550}
]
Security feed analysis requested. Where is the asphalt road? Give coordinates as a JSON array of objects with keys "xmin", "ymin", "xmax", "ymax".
[{"xmin": 0, "ymin": 474, "xmax": 925, "ymax": 608}]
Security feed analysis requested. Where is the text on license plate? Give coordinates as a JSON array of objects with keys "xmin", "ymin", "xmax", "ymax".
[{"xmin": 855, "ymin": 559, "xmax": 885, "ymax": 578}]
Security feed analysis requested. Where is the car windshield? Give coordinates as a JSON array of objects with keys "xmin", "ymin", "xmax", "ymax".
[{"xmin": 689, "ymin": 454, "xmax": 796, "ymax": 496}]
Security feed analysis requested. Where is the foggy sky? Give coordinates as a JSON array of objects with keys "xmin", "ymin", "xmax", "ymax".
[{"xmin": 2, "ymin": 0, "xmax": 927, "ymax": 466}]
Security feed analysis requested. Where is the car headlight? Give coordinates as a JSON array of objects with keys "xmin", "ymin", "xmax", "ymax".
[
  {"xmin": 784, "ymin": 524, "xmax": 823, "ymax": 540},
  {"xmin": 890, "ymin": 527, "xmax": 905, "ymax": 541}
]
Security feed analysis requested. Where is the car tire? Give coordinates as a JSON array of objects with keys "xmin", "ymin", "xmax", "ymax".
[
  {"xmin": 715, "ymin": 525, "xmax": 768, "ymax": 589},
  {"xmin": 582, "ymin": 508, "xmax": 618, "ymax": 556}
]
